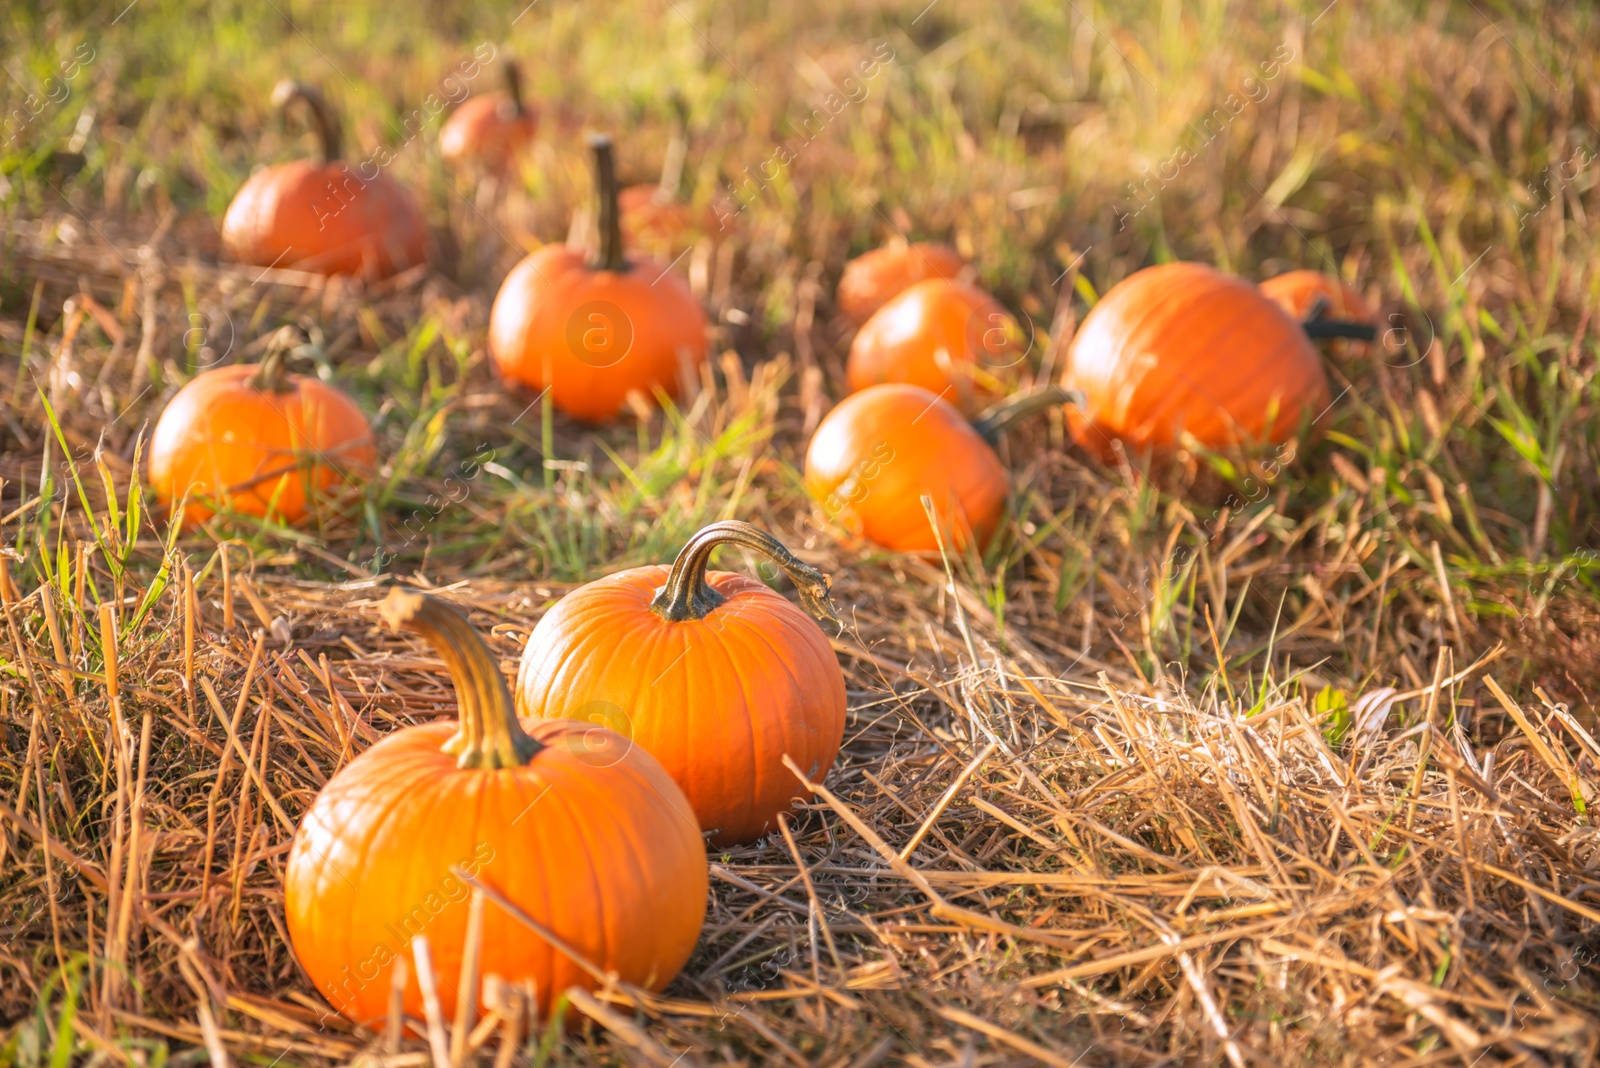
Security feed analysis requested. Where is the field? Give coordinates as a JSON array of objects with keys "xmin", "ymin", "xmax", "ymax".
[{"xmin": 3, "ymin": 0, "xmax": 1600, "ymax": 1064}]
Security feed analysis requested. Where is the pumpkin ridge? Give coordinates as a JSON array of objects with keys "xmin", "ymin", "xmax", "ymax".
[{"xmin": 725, "ymin": 593, "xmax": 816, "ymax": 832}]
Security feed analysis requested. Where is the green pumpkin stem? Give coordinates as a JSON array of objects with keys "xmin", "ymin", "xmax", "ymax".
[
  {"xmin": 656, "ymin": 91, "xmax": 690, "ymax": 203},
  {"xmin": 588, "ymin": 134, "xmax": 628, "ymax": 273},
  {"xmin": 272, "ymin": 80, "xmax": 342, "ymax": 163},
  {"xmin": 971, "ymin": 385, "xmax": 1082, "ymax": 445},
  {"xmin": 501, "ymin": 57, "xmax": 526, "ymax": 117},
  {"xmin": 380, "ymin": 588, "xmax": 544, "ymax": 769},
  {"xmin": 650, "ymin": 520, "xmax": 841, "ymax": 628}
]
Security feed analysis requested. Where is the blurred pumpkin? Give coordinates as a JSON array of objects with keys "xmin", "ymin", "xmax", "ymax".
[
  {"xmin": 846, "ymin": 277, "xmax": 1023, "ymax": 412},
  {"xmin": 618, "ymin": 93, "xmax": 724, "ymax": 254},
  {"xmin": 148, "ymin": 333, "xmax": 375, "ymax": 527},
  {"xmin": 516, "ymin": 521, "xmax": 846, "ymax": 845},
  {"xmin": 1259, "ymin": 269, "xmax": 1376, "ymax": 326},
  {"xmin": 222, "ymin": 81, "xmax": 426, "ymax": 278},
  {"xmin": 489, "ymin": 135, "xmax": 707, "ymax": 423},
  {"xmin": 805, "ymin": 383, "xmax": 1070, "ymax": 554},
  {"xmin": 837, "ymin": 240, "xmax": 965, "ymax": 325},
  {"xmin": 285, "ymin": 589, "xmax": 707, "ymax": 1029},
  {"xmin": 438, "ymin": 57, "xmax": 538, "ymax": 173},
  {"xmin": 1062, "ymin": 262, "xmax": 1331, "ymax": 460}
]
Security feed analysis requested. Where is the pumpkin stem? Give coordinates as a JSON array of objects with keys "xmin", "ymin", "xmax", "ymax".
[
  {"xmin": 650, "ymin": 520, "xmax": 841, "ymax": 628},
  {"xmin": 501, "ymin": 57, "xmax": 526, "ymax": 118},
  {"xmin": 380, "ymin": 588, "xmax": 544, "ymax": 769},
  {"xmin": 272, "ymin": 80, "xmax": 342, "ymax": 163},
  {"xmin": 588, "ymin": 134, "xmax": 628, "ymax": 273},
  {"xmin": 247, "ymin": 327, "xmax": 300, "ymax": 393},
  {"xmin": 971, "ymin": 385, "xmax": 1083, "ymax": 445},
  {"xmin": 1302, "ymin": 318, "xmax": 1377, "ymax": 342},
  {"xmin": 656, "ymin": 91, "xmax": 690, "ymax": 203}
]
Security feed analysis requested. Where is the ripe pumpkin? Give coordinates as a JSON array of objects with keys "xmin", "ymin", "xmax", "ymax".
[
  {"xmin": 805, "ymin": 383, "xmax": 1070, "ymax": 554},
  {"xmin": 837, "ymin": 240, "xmax": 966, "ymax": 325},
  {"xmin": 617, "ymin": 94, "xmax": 722, "ymax": 253},
  {"xmin": 147, "ymin": 337, "xmax": 375, "ymax": 527},
  {"xmin": 846, "ymin": 277, "xmax": 1023, "ymax": 413},
  {"xmin": 286, "ymin": 589, "xmax": 707, "ymax": 1029},
  {"xmin": 439, "ymin": 58, "xmax": 537, "ymax": 172},
  {"xmin": 1259, "ymin": 269, "xmax": 1376, "ymax": 326},
  {"xmin": 222, "ymin": 81, "xmax": 427, "ymax": 278},
  {"xmin": 515, "ymin": 521, "xmax": 846, "ymax": 845},
  {"xmin": 1062, "ymin": 262, "xmax": 1331, "ymax": 460},
  {"xmin": 489, "ymin": 135, "xmax": 707, "ymax": 423}
]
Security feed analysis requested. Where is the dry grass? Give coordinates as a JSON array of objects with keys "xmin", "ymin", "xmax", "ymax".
[{"xmin": 3, "ymin": 0, "xmax": 1600, "ymax": 1064}]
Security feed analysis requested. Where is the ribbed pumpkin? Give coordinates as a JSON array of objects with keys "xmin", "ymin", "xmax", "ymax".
[
  {"xmin": 222, "ymin": 81, "xmax": 426, "ymax": 278},
  {"xmin": 439, "ymin": 58, "xmax": 537, "ymax": 173},
  {"xmin": 837, "ymin": 241, "xmax": 965, "ymax": 325},
  {"xmin": 846, "ymin": 278, "xmax": 1022, "ymax": 413},
  {"xmin": 1062, "ymin": 262, "xmax": 1331, "ymax": 460},
  {"xmin": 489, "ymin": 135, "xmax": 707, "ymax": 423},
  {"xmin": 515, "ymin": 522, "xmax": 846, "ymax": 846},
  {"xmin": 1259, "ymin": 269, "xmax": 1376, "ymax": 326},
  {"xmin": 148, "ymin": 338, "xmax": 375, "ymax": 527},
  {"xmin": 286, "ymin": 590, "xmax": 707, "ymax": 1029},
  {"xmin": 618, "ymin": 94, "xmax": 723, "ymax": 254},
  {"xmin": 805, "ymin": 384, "xmax": 1068, "ymax": 554}
]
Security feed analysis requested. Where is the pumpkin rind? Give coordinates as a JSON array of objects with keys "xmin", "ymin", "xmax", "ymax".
[
  {"xmin": 284, "ymin": 592, "xmax": 707, "ymax": 1029},
  {"xmin": 488, "ymin": 245, "xmax": 707, "ymax": 423},
  {"xmin": 1259, "ymin": 269, "xmax": 1376, "ymax": 325},
  {"xmin": 805, "ymin": 383, "xmax": 1007, "ymax": 554},
  {"xmin": 846, "ymin": 277, "xmax": 1021, "ymax": 412},
  {"xmin": 515, "ymin": 531, "xmax": 846, "ymax": 846},
  {"xmin": 837, "ymin": 242, "xmax": 965, "ymax": 325},
  {"xmin": 147, "ymin": 362, "xmax": 375, "ymax": 526},
  {"xmin": 439, "ymin": 93, "xmax": 538, "ymax": 172},
  {"xmin": 1062, "ymin": 262, "xmax": 1331, "ymax": 459}
]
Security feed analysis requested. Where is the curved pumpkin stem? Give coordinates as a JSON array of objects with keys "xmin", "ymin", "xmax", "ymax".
[
  {"xmin": 271, "ymin": 80, "xmax": 342, "ymax": 163},
  {"xmin": 588, "ymin": 134, "xmax": 628, "ymax": 272},
  {"xmin": 380, "ymin": 588, "xmax": 544, "ymax": 769},
  {"xmin": 1301, "ymin": 295, "xmax": 1376, "ymax": 341},
  {"xmin": 247, "ymin": 326, "xmax": 300, "ymax": 393},
  {"xmin": 971, "ymin": 385, "xmax": 1083, "ymax": 445},
  {"xmin": 650, "ymin": 520, "xmax": 841, "ymax": 628},
  {"xmin": 501, "ymin": 57, "xmax": 526, "ymax": 118},
  {"xmin": 656, "ymin": 91, "xmax": 690, "ymax": 203}
]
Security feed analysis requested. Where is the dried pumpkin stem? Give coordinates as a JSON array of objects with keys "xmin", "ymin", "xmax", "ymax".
[
  {"xmin": 650, "ymin": 520, "xmax": 841, "ymax": 628},
  {"xmin": 1300, "ymin": 294, "xmax": 1376, "ymax": 341},
  {"xmin": 380, "ymin": 588, "xmax": 544, "ymax": 769},
  {"xmin": 656, "ymin": 91, "xmax": 690, "ymax": 203},
  {"xmin": 247, "ymin": 327, "xmax": 300, "ymax": 393},
  {"xmin": 272, "ymin": 80, "xmax": 342, "ymax": 162},
  {"xmin": 1302, "ymin": 318, "xmax": 1377, "ymax": 342},
  {"xmin": 588, "ymin": 134, "xmax": 628, "ymax": 273},
  {"xmin": 501, "ymin": 57, "xmax": 526, "ymax": 117},
  {"xmin": 971, "ymin": 385, "xmax": 1083, "ymax": 445}
]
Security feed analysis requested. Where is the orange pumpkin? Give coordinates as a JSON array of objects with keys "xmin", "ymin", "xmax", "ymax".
[
  {"xmin": 285, "ymin": 589, "xmax": 707, "ymax": 1029},
  {"xmin": 846, "ymin": 278, "xmax": 1023, "ymax": 412},
  {"xmin": 1259, "ymin": 269, "xmax": 1376, "ymax": 326},
  {"xmin": 1062, "ymin": 262, "xmax": 1331, "ymax": 460},
  {"xmin": 618, "ymin": 94, "xmax": 724, "ymax": 254},
  {"xmin": 516, "ymin": 521, "xmax": 846, "ymax": 845},
  {"xmin": 439, "ymin": 58, "xmax": 537, "ymax": 173},
  {"xmin": 147, "ymin": 337, "xmax": 375, "ymax": 527},
  {"xmin": 489, "ymin": 135, "xmax": 707, "ymax": 423},
  {"xmin": 837, "ymin": 241, "xmax": 966, "ymax": 325},
  {"xmin": 805, "ymin": 384, "xmax": 1069, "ymax": 554},
  {"xmin": 222, "ymin": 81, "xmax": 427, "ymax": 278}
]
